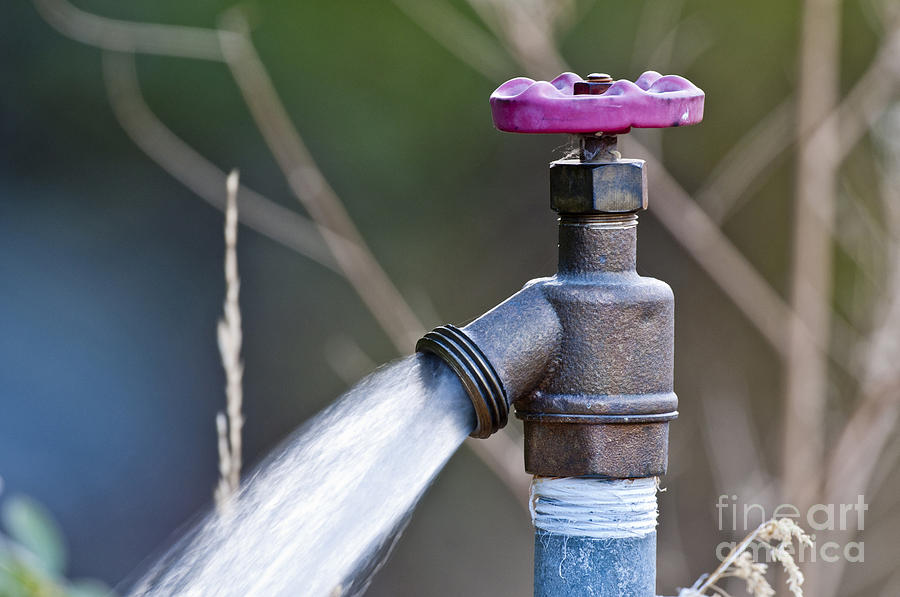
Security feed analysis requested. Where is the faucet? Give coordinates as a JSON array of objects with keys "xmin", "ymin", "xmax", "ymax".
[{"xmin": 417, "ymin": 71, "xmax": 704, "ymax": 596}]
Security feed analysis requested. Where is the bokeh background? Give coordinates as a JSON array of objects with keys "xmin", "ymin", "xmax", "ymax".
[{"xmin": 2, "ymin": 0, "xmax": 899, "ymax": 595}]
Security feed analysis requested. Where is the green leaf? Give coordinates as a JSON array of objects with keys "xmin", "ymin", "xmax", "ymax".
[
  {"xmin": 0, "ymin": 562, "xmax": 25, "ymax": 597},
  {"xmin": 1, "ymin": 496, "xmax": 66, "ymax": 574},
  {"xmin": 0, "ymin": 554, "xmax": 56, "ymax": 597}
]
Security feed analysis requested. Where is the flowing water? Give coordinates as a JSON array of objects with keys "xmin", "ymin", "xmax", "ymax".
[{"xmin": 131, "ymin": 353, "xmax": 475, "ymax": 597}]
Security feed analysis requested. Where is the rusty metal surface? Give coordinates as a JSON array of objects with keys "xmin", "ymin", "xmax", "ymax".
[
  {"xmin": 417, "ymin": 136, "xmax": 677, "ymax": 478},
  {"xmin": 573, "ymin": 73, "xmax": 614, "ymax": 96},
  {"xmin": 513, "ymin": 209, "xmax": 677, "ymax": 477},
  {"xmin": 575, "ymin": 134, "xmax": 619, "ymax": 162},
  {"xmin": 460, "ymin": 281, "xmax": 561, "ymax": 405},
  {"xmin": 522, "ymin": 420, "xmax": 670, "ymax": 478},
  {"xmin": 416, "ymin": 325, "xmax": 508, "ymax": 438},
  {"xmin": 549, "ymin": 159, "xmax": 648, "ymax": 213}
]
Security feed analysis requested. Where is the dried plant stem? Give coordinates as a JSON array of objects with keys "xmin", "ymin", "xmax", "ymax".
[
  {"xmin": 100, "ymin": 51, "xmax": 338, "ymax": 271},
  {"xmin": 699, "ymin": 387, "xmax": 772, "ymax": 507},
  {"xmin": 692, "ymin": 524, "xmax": 767, "ymax": 596},
  {"xmin": 698, "ymin": 20, "xmax": 900, "ymax": 225},
  {"xmin": 680, "ymin": 519, "xmax": 812, "ymax": 597},
  {"xmin": 32, "ymin": 0, "xmax": 223, "ymax": 60},
  {"xmin": 214, "ymin": 412, "xmax": 232, "ymax": 507},
  {"xmin": 38, "ymin": 0, "xmax": 900, "ymax": 543},
  {"xmin": 463, "ymin": 0, "xmax": 572, "ymax": 78},
  {"xmin": 827, "ymin": 135, "xmax": 900, "ymax": 503},
  {"xmin": 696, "ymin": 98, "xmax": 794, "ymax": 223},
  {"xmin": 466, "ymin": 426, "xmax": 529, "ymax": 500},
  {"xmin": 390, "ymin": 0, "xmax": 515, "ymax": 81},
  {"xmin": 217, "ymin": 12, "xmax": 424, "ymax": 353},
  {"xmin": 782, "ymin": 0, "xmax": 843, "ymax": 521},
  {"xmin": 215, "ymin": 170, "xmax": 245, "ymax": 509},
  {"xmin": 810, "ymin": 113, "xmax": 900, "ymax": 597}
]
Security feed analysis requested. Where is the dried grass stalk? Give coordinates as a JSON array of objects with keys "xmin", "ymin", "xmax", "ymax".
[
  {"xmin": 677, "ymin": 518, "xmax": 813, "ymax": 597},
  {"xmin": 215, "ymin": 170, "xmax": 244, "ymax": 510}
]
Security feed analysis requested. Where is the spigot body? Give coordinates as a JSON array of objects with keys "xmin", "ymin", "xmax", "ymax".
[
  {"xmin": 514, "ymin": 209, "xmax": 676, "ymax": 478},
  {"xmin": 452, "ymin": 156, "xmax": 676, "ymax": 477},
  {"xmin": 418, "ymin": 151, "xmax": 677, "ymax": 477}
]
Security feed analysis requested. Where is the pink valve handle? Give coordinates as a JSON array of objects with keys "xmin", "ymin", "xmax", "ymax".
[{"xmin": 490, "ymin": 71, "xmax": 704, "ymax": 135}]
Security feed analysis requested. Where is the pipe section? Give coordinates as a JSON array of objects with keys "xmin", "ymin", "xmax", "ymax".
[
  {"xmin": 531, "ymin": 477, "xmax": 658, "ymax": 597},
  {"xmin": 416, "ymin": 165, "xmax": 677, "ymax": 477}
]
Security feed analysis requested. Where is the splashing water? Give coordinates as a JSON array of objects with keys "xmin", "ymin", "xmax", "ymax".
[{"xmin": 131, "ymin": 353, "xmax": 475, "ymax": 597}]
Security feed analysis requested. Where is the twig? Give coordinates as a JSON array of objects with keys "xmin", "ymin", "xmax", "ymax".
[
  {"xmin": 627, "ymin": 4, "xmax": 711, "ymax": 159},
  {"xmin": 637, "ymin": 134, "xmax": 855, "ymax": 377},
  {"xmin": 678, "ymin": 519, "xmax": 812, "ymax": 597},
  {"xmin": 630, "ymin": 0, "xmax": 685, "ymax": 74},
  {"xmin": 323, "ymin": 334, "xmax": 378, "ymax": 386},
  {"xmin": 631, "ymin": 138, "xmax": 862, "ymax": 382},
  {"xmin": 829, "ymin": 23, "xmax": 900, "ymax": 159},
  {"xmin": 833, "ymin": 182, "xmax": 888, "ymax": 291},
  {"xmin": 32, "ymin": 0, "xmax": 224, "ymax": 60},
  {"xmin": 463, "ymin": 0, "xmax": 572, "ymax": 78},
  {"xmin": 214, "ymin": 412, "xmax": 232, "ymax": 508},
  {"xmin": 466, "ymin": 426, "xmax": 530, "ymax": 500},
  {"xmin": 217, "ymin": 11, "xmax": 424, "ymax": 352},
  {"xmin": 699, "ymin": 385, "xmax": 773, "ymax": 506},
  {"xmin": 782, "ymin": 0, "xmax": 843, "ymax": 520},
  {"xmin": 397, "ymin": 0, "xmax": 874, "ymax": 527},
  {"xmin": 812, "ymin": 117, "xmax": 900, "ymax": 597},
  {"xmin": 101, "ymin": 51, "xmax": 338, "ymax": 272},
  {"xmin": 390, "ymin": 0, "xmax": 515, "ymax": 81},
  {"xmin": 699, "ymin": 20, "xmax": 900, "ymax": 226},
  {"xmin": 879, "ymin": 568, "xmax": 900, "ymax": 597},
  {"xmin": 648, "ymin": 14, "xmax": 712, "ymax": 75},
  {"xmin": 696, "ymin": 98, "xmax": 794, "ymax": 223},
  {"xmin": 215, "ymin": 170, "xmax": 245, "ymax": 509}
]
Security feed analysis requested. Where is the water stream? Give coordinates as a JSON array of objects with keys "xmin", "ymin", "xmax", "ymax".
[{"xmin": 130, "ymin": 353, "xmax": 475, "ymax": 597}]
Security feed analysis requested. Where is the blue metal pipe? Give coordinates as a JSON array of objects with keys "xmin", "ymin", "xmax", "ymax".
[
  {"xmin": 530, "ymin": 476, "xmax": 658, "ymax": 597},
  {"xmin": 534, "ymin": 531, "xmax": 656, "ymax": 596}
]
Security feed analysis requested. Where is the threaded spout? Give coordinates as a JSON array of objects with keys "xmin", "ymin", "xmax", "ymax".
[
  {"xmin": 415, "ymin": 325, "xmax": 507, "ymax": 438},
  {"xmin": 416, "ymin": 282, "xmax": 562, "ymax": 439}
]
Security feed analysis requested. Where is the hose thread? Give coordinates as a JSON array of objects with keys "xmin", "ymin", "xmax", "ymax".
[{"xmin": 416, "ymin": 325, "xmax": 508, "ymax": 438}]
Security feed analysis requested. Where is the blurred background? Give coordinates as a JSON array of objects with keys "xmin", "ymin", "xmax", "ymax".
[{"xmin": 2, "ymin": 0, "xmax": 899, "ymax": 595}]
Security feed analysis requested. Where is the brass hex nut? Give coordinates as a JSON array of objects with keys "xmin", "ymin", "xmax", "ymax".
[{"xmin": 549, "ymin": 159, "xmax": 648, "ymax": 213}]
